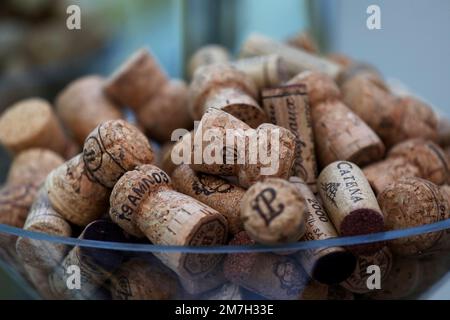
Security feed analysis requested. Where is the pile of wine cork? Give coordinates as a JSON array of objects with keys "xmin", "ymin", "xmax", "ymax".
[{"xmin": 0, "ymin": 30, "xmax": 449, "ymax": 300}]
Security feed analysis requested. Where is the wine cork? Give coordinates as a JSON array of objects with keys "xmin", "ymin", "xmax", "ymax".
[
  {"xmin": 240, "ymin": 178, "xmax": 307, "ymax": 245},
  {"xmin": 136, "ymin": 79, "xmax": 192, "ymax": 143},
  {"xmin": 83, "ymin": 119, "xmax": 154, "ymax": 188},
  {"xmin": 287, "ymin": 31, "xmax": 319, "ymax": 54},
  {"xmin": 179, "ymin": 260, "xmax": 227, "ymax": 296},
  {"xmin": 378, "ymin": 177, "xmax": 449, "ymax": 256},
  {"xmin": 110, "ymin": 257, "xmax": 179, "ymax": 300},
  {"xmin": 190, "ymin": 108, "xmax": 296, "ymax": 188},
  {"xmin": 16, "ymin": 187, "xmax": 72, "ymax": 269},
  {"xmin": 56, "ymin": 75, "xmax": 123, "ymax": 145},
  {"xmin": 240, "ymin": 33, "xmax": 341, "ymax": 79},
  {"xmin": 200, "ymin": 282, "xmax": 243, "ymax": 300},
  {"xmin": 223, "ymin": 232, "xmax": 309, "ymax": 300},
  {"xmin": 0, "ymin": 184, "xmax": 37, "ymax": 228},
  {"xmin": 441, "ymin": 185, "xmax": 450, "ymax": 204},
  {"xmin": 317, "ymin": 161, "xmax": 384, "ymax": 254},
  {"xmin": 188, "ymin": 64, "xmax": 267, "ymax": 128},
  {"xmin": 327, "ymin": 53, "xmax": 353, "ymax": 68},
  {"xmin": 7, "ymin": 148, "xmax": 64, "ymax": 187},
  {"xmin": 46, "ymin": 154, "xmax": 110, "ymax": 226},
  {"xmin": 64, "ymin": 138, "xmax": 81, "ymax": 160},
  {"xmin": 188, "ymin": 45, "xmax": 231, "ymax": 79},
  {"xmin": 341, "ymin": 74, "xmax": 438, "ymax": 148},
  {"xmin": 49, "ymin": 220, "xmax": 125, "ymax": 299},
  {"xmin": 288, "ymin": 71, "xmax": 385, "ymax": 167},
  {"xmin": 290, "ymin": 177, "xmax": 356, "ymax": 284},
  {"xmin": 232, "ymin": 55, "xmax": 290, "ymax": 90},
  {"xmin": 262, "ymin": 84, "xmax": 318, "ymax": 190},
  {"xmin": 109, "ymin": 164, "xmax": 228, "ymax": 278},
  {"xmin": 23, "ymin": 264, "xmax": 56, "ymax": 300},
  {"xmin": 103, "ymin": 48, "xmax": 168, "ymax": 111},
  {"xmin": 171, "ymin": 164, "xmax": 245, "ymax": 235},
  {"xmin": 159, "ymin": 142, "xmax": 177, "ymax": 176},
  {"xmin": 0, "ymin": 98, "xmax": 67, "ymax": 155},
  {"xmin": 340, "ymin": 246, "xmax": 393, "ymax": 294},
  {"xmin": 437, "ymin": 117, "xmax": 450, "ymax": 147},
  {"xmin": 336, "ymin": 62, "xmax": 382, "ymax": 86}
]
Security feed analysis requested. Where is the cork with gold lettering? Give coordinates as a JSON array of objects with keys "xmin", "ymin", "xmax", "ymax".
[
  {"xmin": 103, "ymin": 48, "xmax": 168, "ymax": 111},
  {"xmin": 0, "ymin": 98, "xmax": 67, "ymax": 155},
  {"xmin": 240, "ymin": 178, "xmax": 307, "ymax": 245},
  {"xmin": 56, "ymin": 75, "xmax": 123, "ymax": 145},
  {"xmin": 262, "ymin": 84, "xmax": 317, "ymax": 191},
  {"xmin": 317, "ymin": 161, "xmax": 384, "ymax": 254},
  {"xmin": 16, "ymin": 187, "xmax": 72, "ymax": 269},
  {"xmin": 378, "ymin": 177, "xmax": 449, "ymax": 256},
  {"xmin": 110, "ymin": 164, "xmax": 228, "ymax": 279},
  {"xmin": 189, "ymin": 64, "xmax": 267, "ymax": 128},
  {"xmin": 290, "ymin": 177, "xmax": 356, "ymax": 284},
  {"xmin": 83, "ymin": 119, "xmax": 154, "ymax": 188},
  {"xmin": 171, "ymin": 164, "xmax": 245, "ymax": 235}
]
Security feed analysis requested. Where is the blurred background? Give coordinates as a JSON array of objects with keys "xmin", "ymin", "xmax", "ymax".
[{"xmin": 0, "ymin": 0, "xmax": 449, "ymax": 299}]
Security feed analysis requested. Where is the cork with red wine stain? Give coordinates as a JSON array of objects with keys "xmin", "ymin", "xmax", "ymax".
[{"xmin": 317, "ymin": 161, "xmax": 384, "ymax": 254}]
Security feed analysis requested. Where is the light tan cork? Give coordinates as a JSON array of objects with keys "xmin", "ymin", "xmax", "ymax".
[
  {"xmin": 103, "ymin": 48, "xmax": 168, "ymax": 111},
  {"xmin": 317, "ymin": 161, "xmax": 384, "ymax": 254},
  {"xmin": 16, "ymin": 187, "xmax": 71, "ymax": 269},
  {"xmin": 262, "ymin": 84, "xmax": 318, "ymax": 191},
  {"xmin": 0, "ymin": 98, "xmax": 67, "ymax": 155},
  {"xmin": 341, "ymin": 74, "xmax": 438, "ymax": 148},
  {"xmin": 83, "ymin": 119, "xmax": 154, "ymax": 188},
  {"xmin": 110, "ymin": 164, "xmax": 228, "ymax": 279},
  {"xmin": 56, "ymin": 75, "xmax": 123, "ymax": 145},
  {"xmin": 240, "ymin": 178, "xmax": 307, "ymax": 245},
  {"xmin": 189, "ymin": 64, "xmax": 267, "ymax": 128},
  {"xmin": 110, "ymin": 257, "xmax": 179, "ymax": 300},
  {"xmin": 0, "ymin": 184, "xmax": 37, "ymax": 228},
  {"xmin": 240, "ymin": 33, "xmax": 341, "ymax": 79},
  {"xmin": 48, "ymin": 220, "xmax": 125, "ymax": 300},
  {"xmin": 171, "ymin": 164, "xmax": 245, "ymax": 235},
  {"xmin": 340, "ymin": 246, "xmax": 393, "ymax": 294},
  {"xmin": 378, "ymin": 177, "xmax": 449, "ymax": 256},
  {"xmin": 190, "ymin": 108, "xmax": 296, "ymax": 188},
  {"xmin": 223, "ymin": 232, "xmax": 310, "ymax": 300},
  {"xmin": 136, "ymin": 79, "xmax": 192, "ymax": 143},
  {"xmin": 7, "ymin": 148, "xmax": 64, "ymax": 187},
  {"xmin": 46, "ymin": 154, "xmax": 110, "ymax": 226},
  {"xmin": 232, "ymin": 55, "xmax": 290, "ymax": 90},
  {"xmin": 290, "ymin": 177, "xmax": 356, "ymax": 284},
  {"xmin": 188, "ymin": 45, "xmax": 231, "ymax": 80},
  {"xmin": 287, "ymin": 31, "xmax": 319, "ymax": 54}
]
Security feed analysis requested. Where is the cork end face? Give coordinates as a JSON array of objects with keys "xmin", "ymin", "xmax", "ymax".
[
  {"xmin": 312, "ymin": 251, "xmax": 357, "ymax": 285},
  {"xmin": 340, "ymin": 208, "xmax": 385, "ymax": 254},
  {"xmin": 347, "ymin": 142, "xmax": 386, "ymax": 167},
  {"xmin": 222, "ymin": 103, "xmax": 267, "ymax": 129}
]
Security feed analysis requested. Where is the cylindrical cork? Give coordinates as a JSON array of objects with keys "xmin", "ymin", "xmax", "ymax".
[
  {"xmin": 240, "ymin": 33, "xmax": 341, "ymax": 79},
  {"xmin": 110, "ymin": 164, "xmax": 228, "ymax": 279},
  {"xmin": 317, "ymin": 161, "xmax": 385, "ymax": 254},
  {"xmin": 103, "ymin": 48, "xmax": 168, "ymax": 111},
  {"xmin": 188, "ymin": 64, "xmax": 267, "ymax": 128},
  {"xmin": 388, "ymin": 139, "xmax": 449, "ymax": 185},
  {"xmin": 287, "ymin": 31, "xmax": 319, "ymax": 54},
  {"xmin": 190, "ymin": 108, "xmax": 296, "ymax": 188},
  {"xmin": 16, "ymin": 187, "xmax": 71, "ymax": 269},
  {"xmin": 327, "ymin": 53, "xmax": 353, "ymax": 68},
  {"xmin": 232, "ymin": 55, "xmax": 290, "ymax": 90},
  {"xmin": 223, "ymin": 232, "xmax": 309, "ymax": 300},
  {"xmin": 0, "ymin": 98, "xmax": 67, "ymax": 155},
  {"xmin": 378, "ymin": 177, "xmax": 449, "ymax": 256},
  {"xmin": 159, "ymin": 142, "xmax": 177, "ymax": 176},
  {"xmin": 340, "ymin": 246, "xmax": 393, "ymax": 294},
  {"xmin": 136, "ymin": 79, "xmax": 192, "ymax": 143},
  {"xmin": 46, "ymin": 154, "xmax": 110, "ymax": 226},
  {"xmin": 23, "ymin": 264, "xmax": 56, "ymax": 300},
  {"xmin": 83, "ymin": 119, "xmax": 154, "ymax": 188},
  {"xmin": 188, "ymin": 45, "xmax": 231, "ymax": 80},
  {"xmin": 441, "ymin": 185, "xmax": 450, "ymax": 204},
  {"xmin": 336, "ymin": 62, "xmax": 382, "ymax": 86},
  {"xmin": 262, "ymin": 84, "xmax": 318, "ymax": 190},
  {"xmin": 200, "ymin": 282, "xmax": 243, "ymax": 300},
  {"xmin": 7, "ymin": 148, "xmax": 64, "ymax": 187},
  {"xmin": 0, "ymin": 184, "xmax": 37, "ymax": 228},
  {"xmin": 240, "ymin": 178, "xmax": 307, "ymax": 245},
  {"xmin": 171, "ymin": 164, "xmax": 245, "ymax": 235},
  {"xmin": 48, "ymin": 220, "xmax": 125, "ymax": 300},
  {"xmin": 290, "ymin": 177, "xmax": 356, "ymax": 284},
  {"xmin": 437, "ymin": 117, "xmax": 450, "ymax": 147},
  {"xmin": 179, "ymin": 260, "xmax": 227, "ymax": 296},
  {"xmin": 56, "ymin": 75, "xmax": 123, "ymax": 145},
  {"xmin": 341, "ymin": 74, "xmax": 438, "ymax": 148},
  {"xmin": 312, "ymin": 100, "xmax": 385, "ymax": 167},
  {"xmin": 110, "ymin": 257, "xmax": 179, "ymax": 300}
]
